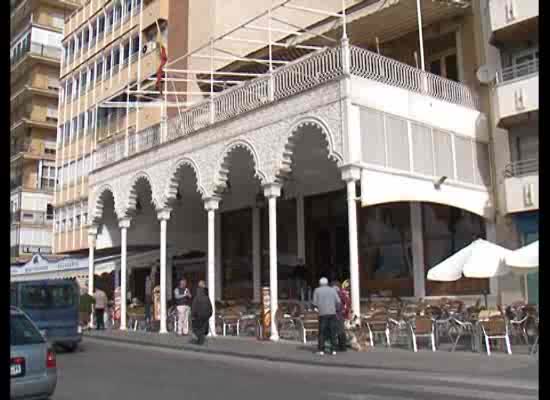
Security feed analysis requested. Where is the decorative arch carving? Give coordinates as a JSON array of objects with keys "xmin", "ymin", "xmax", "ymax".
[
  {"xmin": 277, "ymin": 116, "xmax": 344, "ymax": 179},
  {"xmin": 90, "ymin": 184, "xmax": 119, "ymax": 223},
  {"xmin": 214, "ymin": 139, "xmax": 267, "ymax": 194},
  {"xmin": 164, "ymin": 156, "xmax": 206, "ymax": 204},
  {"xmin": 126, "ymin": 172, "xmax": 161, "ymax": 215}
]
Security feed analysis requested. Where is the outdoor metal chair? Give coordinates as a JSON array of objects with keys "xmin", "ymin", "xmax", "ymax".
[
  {"xmin": 409, "ymin": 316, "xmax": 436, "ymax": 352},
  {"xmin": 449, "ymin": 317, "xmax": 476, "ymax": 352},
  {"xmin": 299, "ymin": 311, "xmax": 319, "ymax": 344},
  {"xmin": 221, "ymin": 312, "xmax": 241, "ymax": 336},
  {"xmin": 365, "ymin": 312, "xmax": 391, "ymax": 347},
  {"xmin": 479, "ymin": 316, "xmax": 512, "ymax": 355}
]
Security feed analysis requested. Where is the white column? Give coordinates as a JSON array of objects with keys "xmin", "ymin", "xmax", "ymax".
[
  {"xmin": 119, "ymin": 218, "xmax": 130, "ymax": 330},
  {"xmin": 252, "ymin": 206, "xmax": 261, "ymax": 302},
  {"xmin": 264, "ymin": 183, "xmax": 281, "ymax": 341},
  {"xmin": 158, "ymin": 209, "xmax": 171, "ymax": 334},
  {"xmin": 341, "ymin": 165, "xmax": 361, "ymax": 319},
  {"xmin": 411, "ymin": 202, "xmax": 426, "ymax": 298},
  {"xmin": 87, "ymin": 226, "xmax": 97, "ymax": 328},
  {"xmin": 205, "ymin": 198, "xmax": 220, "ymax": 336},
  {"xmin": 215, "ymin": 212, "xmax": 222, "ymax": 301},
  {"xmin": 87, "ymin": 226, "xmax": 98, "ymax": 295}
]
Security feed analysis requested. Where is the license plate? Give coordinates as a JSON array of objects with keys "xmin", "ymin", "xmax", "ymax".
[{"xmin": 10, "ymin": 364, "xmax": 22, "ymax": 377}]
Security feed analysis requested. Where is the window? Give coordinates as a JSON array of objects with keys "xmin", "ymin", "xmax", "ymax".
[
  {"xmin": 41, "ymin": 163, "xmax": 56, "ymax": 189},
  {"xmin": 11, "ymin": 314, "xmax": 45, "ymax": 346},
  {"xmin": 107, "ymin": 9, "xmax": 114, "ymax": 31},
  {"xmin": 83, "ymin": 27, "xmax": 89, "ymax": 49},
  {"xmin": 123, "ymin": 41, "xmax": 130, "ymax": 65},
  {"xmin": 126, "ymin": 0, "xmax": 133, "ymax": 16},
  {"xmin": 88, "ymin": 65, "xmax": 95, "ymax": 89},
  {"xmin": 98, "ymin": 14, "xmax": 105, "ymax": 36},
  {"xmin": 131, "ymin": 34, "xmax": 140, "ymax": 57},
  {"xmin": 113, "ymin": 47, "xmax": 120, "ymax": 69},
  {"xmin": 23, "ymin": 213, "xmax": 34, "ymax": 221},
  {"xmin": 428, "ymin": 51, "xmax": 459, "ymax": 82},
  {"xmin": 21, "ymin": 285, "xmax": 75, "ymax": 309},
  {"xmin": 90, "ymin": 23, "xmax": 96, "ymax": 45},
  {"xmin": 46, "ymin": 204, "xmax": 54, "ymax": 220},
  {"xmin": 80, "ymin": 70, "xmax": 87, "ymax": 92},
  {"xmin": 87, "ymin": 109, "xmax": 94, "ymax": 133},
  {"xmin": 105, "ymin": 53, "xmax": 112, "ymax": 76},
  {"xmin": 79, "ymin": 113, "xmax": 85, "ymax": 137},
  {"xmin": 74, "ymin": 76, "xmax": 80, "ymax": 97},
  {"xmin": 96, "ymin": 59, "xmax": 104, "ymax": 81}
]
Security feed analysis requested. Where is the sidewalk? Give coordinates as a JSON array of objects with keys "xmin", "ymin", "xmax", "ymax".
[{"xmin": 84, "ymin": 329, "xmax": 538, "ymax": 381}]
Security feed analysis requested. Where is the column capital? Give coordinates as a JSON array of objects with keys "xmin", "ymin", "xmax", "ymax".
[
  {"xmin": 118, "ymin": 218, "xmax": 131, "ymax": 229},
  {"xmin": 263, "ymin": 183, "xmax": 282, "ymax": 199},
  {"xmin": 88, "ymin": 225, "xmax": 98, "ymax": 237},
  {"xmin": 204, "ymin": 197, "xmax": 221, "ymax": 211},
  {"xmin": 157, "ymin": 208, "xmax": 172, "ymax": 221},
  {"xmin": 340, "ymin": 164, "xmax": 362, "ymax": 182}
]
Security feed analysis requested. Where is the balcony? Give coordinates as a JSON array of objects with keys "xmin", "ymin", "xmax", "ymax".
[
  {"xmin": 503, "ymin": 159, "xmax": 538, "ymax": 214},
  {"xmin": 489, "ymin": 0, "xmax": 538, "ymax": 45},
  {"xmin": 495, "ymin": 59, "xmax": 539, "ymax": 127},
  {"xmin": 11, "ymin": 42, "xmax": 61, "ymax": 72},
  {"xmin": 94, "ymin": 44, "xmax": 480, "ymax": 171}
]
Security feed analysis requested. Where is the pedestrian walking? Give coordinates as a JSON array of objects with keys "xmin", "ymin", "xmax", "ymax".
[
  {"xmin": 94, "ymin": 288, "xmax": 108, "ymax": 330},
  {"xmin": 191, "ymin": 280, "xmax": 213, "ymax": 345},
  {"xmin": 79, "ymin": 288, "xmax": 95, "ymax": 330},
  {"xmin": 333, "ymin": 280, "xmax": 351, "ymax": 351},
  {"xmin": 144, "ymin": 276, "xmax": 153, "ymax": 327},
  {"xmin": 174, "ymin": 279, "xmax": 192, "ymax": 335},
  {"xmin": 313, "ymin": 277, "xmax": 341, "ymax": 355}
]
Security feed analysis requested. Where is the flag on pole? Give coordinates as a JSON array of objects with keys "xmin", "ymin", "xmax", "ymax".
[{"xmin": 155, "ymin": 22, "xmax": 167, "ymax": 95}]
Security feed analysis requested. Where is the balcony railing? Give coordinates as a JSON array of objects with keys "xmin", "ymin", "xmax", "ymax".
[
  {"xmin": 504, "ymin": 158, "xmax": 538, "ymax": 177},
  {"xmin": 11, "ymin": 43, "xmax": 61, "ymax": 67},
  {"xmin": 497, "ymin": 58, "xmax": 539, "ymax": 83},
  {"xmin": 94, "ymin": 45, "xmax": 480, "ymax": 170}
]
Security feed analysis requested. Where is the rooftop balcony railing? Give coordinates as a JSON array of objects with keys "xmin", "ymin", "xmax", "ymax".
[
  {"xmin": 497, "ymin": 58, "xmax": 539, "ymax": 83},
  {"xmin": 504, "ymin": 158, "xmax": 538, "ymax": 178},
  {"xmin": 94, "ymin": 45, "xmax": 480, "ymax": 170}
]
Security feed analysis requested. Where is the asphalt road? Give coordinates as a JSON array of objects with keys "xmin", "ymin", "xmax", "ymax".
[{"xmin": 52, "ymin": 339, "xmax": 538, "ymax": 400}]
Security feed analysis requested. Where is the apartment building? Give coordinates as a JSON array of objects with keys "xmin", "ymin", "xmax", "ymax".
[
  {"xmin": 10, "ymin": 0, "xmax": 84, "ymax": 260},
  {"xmin": 54, "ymin": 0, "xmax": 194, "ymax": 254},
  {"xmin": 482, "ymin": 0, "xmax": 538, "ymax": 303}
]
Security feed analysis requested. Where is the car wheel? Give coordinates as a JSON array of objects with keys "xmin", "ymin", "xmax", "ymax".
[{"xmin": 63, "ymin": 343, "xmax": 78, "ymax": 352}]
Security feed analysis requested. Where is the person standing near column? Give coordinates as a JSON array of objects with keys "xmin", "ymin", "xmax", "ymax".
[
  {"xmin": 191, "ymin": 280, "xmax": 213, "ymax": 345},
  {"xmin": 313, "ymin": 277, "xmax": 341, "ymax": 355},
  {"xmin": 94, "ymin": 287, "xmax": 108, "ymax": 331},
  {"xmin": 174, "ymin": 279, "xmax": 192, "ymax": 335}
]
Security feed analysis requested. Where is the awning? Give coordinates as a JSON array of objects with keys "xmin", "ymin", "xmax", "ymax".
[{"xmin": 506, "ymin": 241, "xmax": 538, "ymax": 272}]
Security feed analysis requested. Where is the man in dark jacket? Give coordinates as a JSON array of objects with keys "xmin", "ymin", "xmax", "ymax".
[{"xmin": 191, "ymin": 281, "xmax": 213, "ymax": 345}]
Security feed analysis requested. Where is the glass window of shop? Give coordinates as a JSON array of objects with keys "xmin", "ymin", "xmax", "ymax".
[
  {"xmin": 359, "ymin": 202, "xmax": 414, "ymax": 298},
  {"xmin": 302, "ymin": 190, "xmax": 349, "ymax": 290},
  {"xmin": 221, "ymin": 208, "xmax": 253, "ymax": 300},
  {"xmin": 423, "ymin": 203, "xmax": 488, "ymax": 296}
]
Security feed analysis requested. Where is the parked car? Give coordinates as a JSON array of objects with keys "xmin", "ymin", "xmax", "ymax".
[
  {"xmin": 11, "ymin": 306, "xmax": 57, "ymax": 399},
  {"xmin": 11, "ymin": 279, "xmax": 82, "ymax": 351}
]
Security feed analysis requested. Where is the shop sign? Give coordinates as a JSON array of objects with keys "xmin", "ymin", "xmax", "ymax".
[{"xmin": 11, "ymin": 254, "xmax": 87, "ymax": 277}]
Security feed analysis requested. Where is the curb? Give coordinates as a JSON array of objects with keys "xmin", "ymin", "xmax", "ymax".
[{"xmin": 83, "ymin": 333, "xmax": 474, "ymax": 374}]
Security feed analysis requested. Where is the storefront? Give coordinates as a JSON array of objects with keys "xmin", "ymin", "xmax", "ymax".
[{"xmin": 513, "ymin": 211, "xmax": 539, "ymax": 304}]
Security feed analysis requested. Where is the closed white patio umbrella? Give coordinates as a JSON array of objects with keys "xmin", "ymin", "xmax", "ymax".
[{"xmin": 506, "ymin": 241, "xmax": 539, "ymax": 271}]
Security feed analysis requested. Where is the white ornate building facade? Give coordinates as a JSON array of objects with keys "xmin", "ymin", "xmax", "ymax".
[{"xmin": 56, "ymin": 0, "xmax": 532, "ymax": 338}]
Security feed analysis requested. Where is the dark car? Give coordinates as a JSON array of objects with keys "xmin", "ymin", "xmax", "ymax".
[{"xmin": 11, "ymin": 306, "xmax": 57, "ymax": 399}]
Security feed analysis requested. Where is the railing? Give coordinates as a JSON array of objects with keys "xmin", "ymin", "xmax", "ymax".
[
  {"xmin": 11, "ymin": 42, "xmax": 61, "ymax": 66},
  {"xmin": 94, "ymin": 45, "xmax": 481, "ymax": 170},
  {"xmin": 497, "ymin": 59, "xmax": 539, "ymax": 83},
  {"xmin": 504, "ymin": 158, "xmax": 538, "ymax": 177},
  {"xmin": 350, "ymin": 46, "xmax": 479, "ymax": 109}
]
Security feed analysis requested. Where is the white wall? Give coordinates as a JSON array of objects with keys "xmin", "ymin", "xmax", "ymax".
[
  {"xmin": 489, "ymin": 0, "xmax": 538, "ymax": 33},
  {"xmin": 495, "ymin": 74, "xmax": 538, "ymax": 122},
  {"xmin": 31, "ymin": 26, "xmax": 62, "ymax": 47}
]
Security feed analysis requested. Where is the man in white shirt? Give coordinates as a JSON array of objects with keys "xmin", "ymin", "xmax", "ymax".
[
  {"xmin": 94, "ymin": 288, "xmax": 108, "ymax": 330},
  {"xmin": 173, "ymin": 279, "xmax": 192, "ymax": 335}
]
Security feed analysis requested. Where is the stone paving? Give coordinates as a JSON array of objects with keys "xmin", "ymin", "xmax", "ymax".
[{"xmin": 84, "ymin": 328, "xmax": 538, "ymax": 381}]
